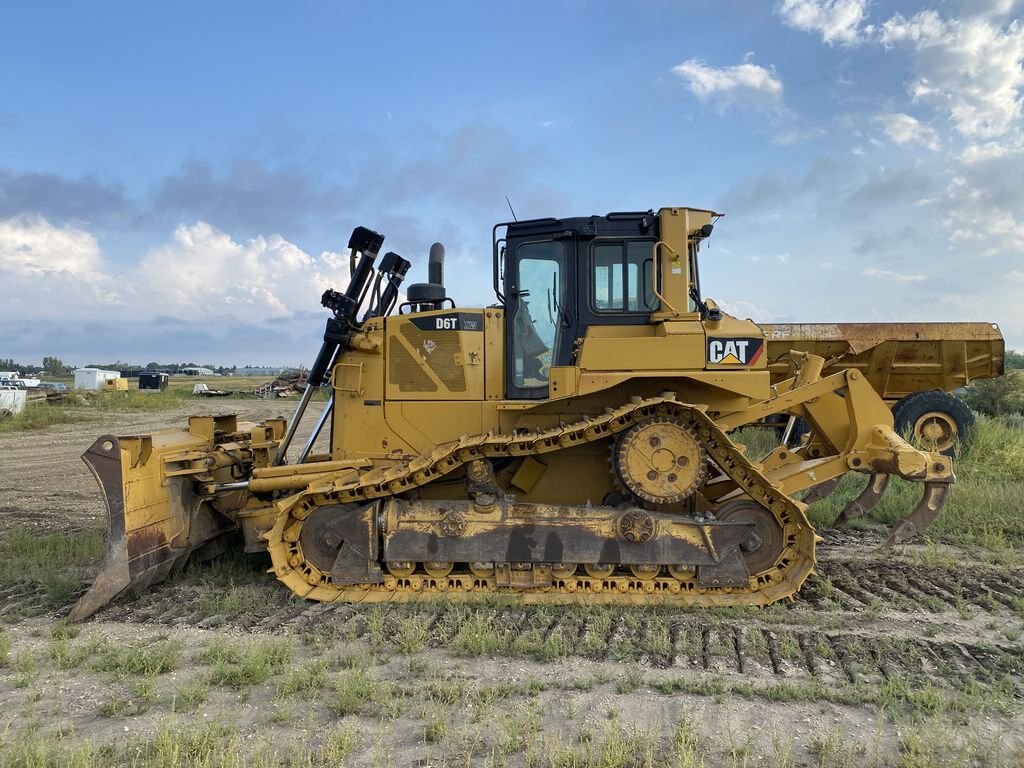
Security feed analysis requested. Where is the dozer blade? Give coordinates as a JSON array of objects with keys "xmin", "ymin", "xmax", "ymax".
[
  {"xmin": 834, "ymin": 473, "xmax": 891, "ymax": 527},
  {"xmin": 69, "ymin": 434, "xmax": 233, "ymax": 621},
  {"xmin": 880, "ymin": 482, "xmax": 949, "ymax": 550}
]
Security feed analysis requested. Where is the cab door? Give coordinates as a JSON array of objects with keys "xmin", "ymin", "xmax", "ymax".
[{"xmin": 504, "ymin": 234, "xmax": 577, "ymax": 400}]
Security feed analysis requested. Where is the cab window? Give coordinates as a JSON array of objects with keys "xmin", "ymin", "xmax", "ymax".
[
  {"xmin": 512, "ymin": 241, "xmax": 565, "ymax": 389},
  {"xmin": 592, "ymin": 241, "xmax": 657, "ymax": 313}
]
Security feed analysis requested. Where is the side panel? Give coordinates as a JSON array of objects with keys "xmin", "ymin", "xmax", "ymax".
[
  {"xmin": 384, "ymin": 401, "xmax": 486, "ymax": 455},
  {"xmin": 576, "ymin": 323, "xmax": 706, "ymax": 371},
  {"xmin": 332, "ymin": 348, "xmax": 419, "ymax": 460},
  {"xmin": 484, "ymin": 309, "xmax": 505, "ymax": 400},
  {"xmin": 384, "ymin": 310, "xmax": 485, "ymax": 402}
]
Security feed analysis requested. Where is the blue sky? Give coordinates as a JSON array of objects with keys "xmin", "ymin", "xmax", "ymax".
[{"xmin": 1, "ymin": 0, "xmax": 1021, "ymax": 365}]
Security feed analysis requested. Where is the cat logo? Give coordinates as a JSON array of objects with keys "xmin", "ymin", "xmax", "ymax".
[{"xmin": 707, "ymin": 337, "xmax": 764, "ymax": 366}]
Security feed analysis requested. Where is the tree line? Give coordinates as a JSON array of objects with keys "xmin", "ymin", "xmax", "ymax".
[{"xmin": 0, "ymin": 357, "xmax": 237, "ymax": 376}]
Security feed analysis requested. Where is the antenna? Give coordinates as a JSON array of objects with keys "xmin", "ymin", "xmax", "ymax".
[{"xmin": 505, "ymin": 195, "xmax": 518, "ymax": 222}]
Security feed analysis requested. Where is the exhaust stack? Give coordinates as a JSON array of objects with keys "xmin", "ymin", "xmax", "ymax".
[{"xmin": 428, "ymin": 242, "xmax": 445, "ymax": 287}]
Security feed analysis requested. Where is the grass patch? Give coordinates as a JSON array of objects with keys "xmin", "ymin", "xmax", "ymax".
[
  {"xmin": 276, "ymin": 659, "xmax": 328, "ymax": 698},
  {"xmin": 0, "ymin": 528, "xmax": 105, "ymax": 608},
  {"xmin": 97, "ymin": 678, "xmax": 158, "ymax": 718},
  {"xmin": 650, "ymin": 672, "xmax": 1016, "ymax": 719},
  {"xmin": 49, "ymin": 638, "xmax": 91, "ymax": 670},
  {"xmin": 187, "ymin": 550, "xmax": 282, "ymax": 621},
  {"xmin": 174, "ymin": 678, "xmax": 210, "ymax": 711},
  {"xmin": 0, "ymin": 402, "xmax": 92, "ymax": 432},
  {"xmin": 329, "ymin": 668, "xmax": 402, "ymax": 719},
  {"xmin": 0, "ymin": 727, "xmax": 107, "ymax": 767},
  {"xmin": 395, "ymin": 614, "xmax": 430, "ymax": 654},
  {"xmin": 539, "ymin": 719, "xmax": 655, "ymax": 768},
  {"xmin": 1, "ymin": 715, "xmax": 362, "ymax": 768},
  {"xmin": 449, "ymin": 609, "xmax": 511, "ymax": 656},
  {"xmin": 138, "ymin": 719, "xmax": 238, "ymax": 766},
  {"xmin": 206, "ymin": 637, "xmax": 294, "ymax": 688},
  {"xmin": 12, "ymin": 648, "xmax": 39, "ymax": 687},
  {"xmin": 615, "ymin": 666, "xmax": 644, "ymax": 694},
  {"xmin": 90, "ymin": 637, "xmax": 183, "ymax": 677},
  {"xmin": 73, "ymin": 388, "xmax": 194, "ymax": 412},
  {"xmin": 0, "ymin": 630, "xmax": 10, "ymax": 667}
]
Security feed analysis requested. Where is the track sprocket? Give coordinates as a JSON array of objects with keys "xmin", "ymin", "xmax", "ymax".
[{"xmin": 613, "ymin": 417, "xmax": 707, "ymax": 505}]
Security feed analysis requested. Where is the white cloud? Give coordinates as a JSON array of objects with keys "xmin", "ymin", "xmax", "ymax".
[
  {"xmin": 880, "ymin": 11, "xmax": 1024, "ymax": 141},
  {"xmin": 672, "ymin": 57, "xmax": 782, "ymax": 107},
  {"xmin": 137, "ymin": 222, "xmax": 345, "ymax": 322},
  {"xmin": 0, "ymin": 215, "xmax": 102, "ymax": 277},
  {"xmin": 776, "ymin": 0, "xmax": 872, "ymax": 46},
  {"xmin": 861, "ymin": 267, "xmax": 927, "ymax": 282},
  {"xmin": 943, "ymin": 169, "xmax": 1024, "ymax": 250},
  {"xmin": 951, "ymin": 208, "xmax": 1024, "ymax": 249},
  {"xmin": 960, "ymin": 142, "xmax": 1012, "ymax": 163},
  {"xmin": 0, "ymin": 215, "xmax": 360, "ymax": 330},
  {"xmin": 872, "ymin": 113, "xmax": 941, "ymax": 150},
  {"xmin": 1006, "ymin": 269, "xmax": 1024, "ymax": 282},
  {"xmin": 717, "ymin": 298, "xmax": 775, "ymax": 321}
]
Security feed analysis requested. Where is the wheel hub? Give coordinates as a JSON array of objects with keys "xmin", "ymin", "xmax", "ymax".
[
  {"xmin": 714, "ymin": 498, "xmax": 784, "ymax": 576},
  {"xmin": 914, "ymin": 411, "xmax": 957, "ymax": 453},
  {"xmin": 614, "ymin": 418, "xmax": 707, "ymax": 505},
  {"xmin": 298, "ymin": 504, "xmax": 359, "ymax": 572}
]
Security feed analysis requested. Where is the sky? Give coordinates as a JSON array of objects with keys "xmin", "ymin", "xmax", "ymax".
[{"xmin": 1, "ymin": 0, "xmax": 1022, "ymax": 366}]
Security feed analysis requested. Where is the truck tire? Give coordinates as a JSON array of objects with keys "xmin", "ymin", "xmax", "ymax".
[{"xmin": 891, "ymin": 390, "xmax": 975, "ymax": 457}]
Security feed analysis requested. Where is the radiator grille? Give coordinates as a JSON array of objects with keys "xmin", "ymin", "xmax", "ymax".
[
  {"xmin": 398, "ymin": 324, "xmax": 466, "ymax": 392},
  {"xmin": 388, "ymin": 340, "xmax": 438, "ymax": 392}
]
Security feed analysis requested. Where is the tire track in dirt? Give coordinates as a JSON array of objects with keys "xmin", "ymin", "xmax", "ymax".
[{"xmin": 27, "ymin": 545, "xmax": 1016, "ymax": 700}]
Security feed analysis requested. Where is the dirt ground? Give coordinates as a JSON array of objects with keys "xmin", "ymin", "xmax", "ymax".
[{"xmin": 1, "ymin": 401, "xmax": 1022, "ymax": 767}]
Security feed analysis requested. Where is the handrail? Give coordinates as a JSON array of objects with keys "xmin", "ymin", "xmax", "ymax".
[{"xmin": 651, "ymin": 240, "xmax": 679, "ymax": 315}]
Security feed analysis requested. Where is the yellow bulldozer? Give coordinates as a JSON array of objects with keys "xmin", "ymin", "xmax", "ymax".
[{"xmin": 69, "ymin": 207, "xmax": 1004, "ymax": 620}]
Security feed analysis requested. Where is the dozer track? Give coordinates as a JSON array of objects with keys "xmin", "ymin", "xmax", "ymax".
[{"xmin": 264, "ymin": 396, "xmax": 818, "ymax": 607}]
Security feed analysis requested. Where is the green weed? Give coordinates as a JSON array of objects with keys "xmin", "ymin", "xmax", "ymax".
[
  {"xmin": 329, "ymin": 668, "xmax": 401, "ymax": 719},
  {"xmin": 206, "ymin": 637, "xmax": 293, "ymax": 688},
  {"xmin": 173, "ymin": 678, "xmax": 210, "ymax": 711},
  {"xmin": 0, "ymin": 528, "xmax": 105, "ymax": 607},
  {"xmin": 276, "ymin": 659, "xmax": 328, "ymax": 698},
  {"xmin": 0, "ymin": 403, "xmax": 92, "ymax": 433},
  {"xmin": 90, "ymin": 637, "xmax": 183, "ymax": 677}
]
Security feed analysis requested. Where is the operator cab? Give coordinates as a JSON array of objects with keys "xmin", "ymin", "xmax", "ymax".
[{"xmin": 494, "ymin": 210, "xmax": 715, "ymax": 400}]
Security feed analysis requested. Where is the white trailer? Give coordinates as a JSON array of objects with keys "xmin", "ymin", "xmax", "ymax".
[
  {"xmin": 73, "ymin": 368, "xmax": 125, "ymax": 391},
  {"xmin": 0, "ymin": 389, "xmax": 27, "ymax": 416}
]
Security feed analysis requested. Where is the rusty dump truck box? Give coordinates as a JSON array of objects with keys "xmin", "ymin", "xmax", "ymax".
[{"xmin": 762, "ymin": 322, "xmax": 1004, "ymax": 401}]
